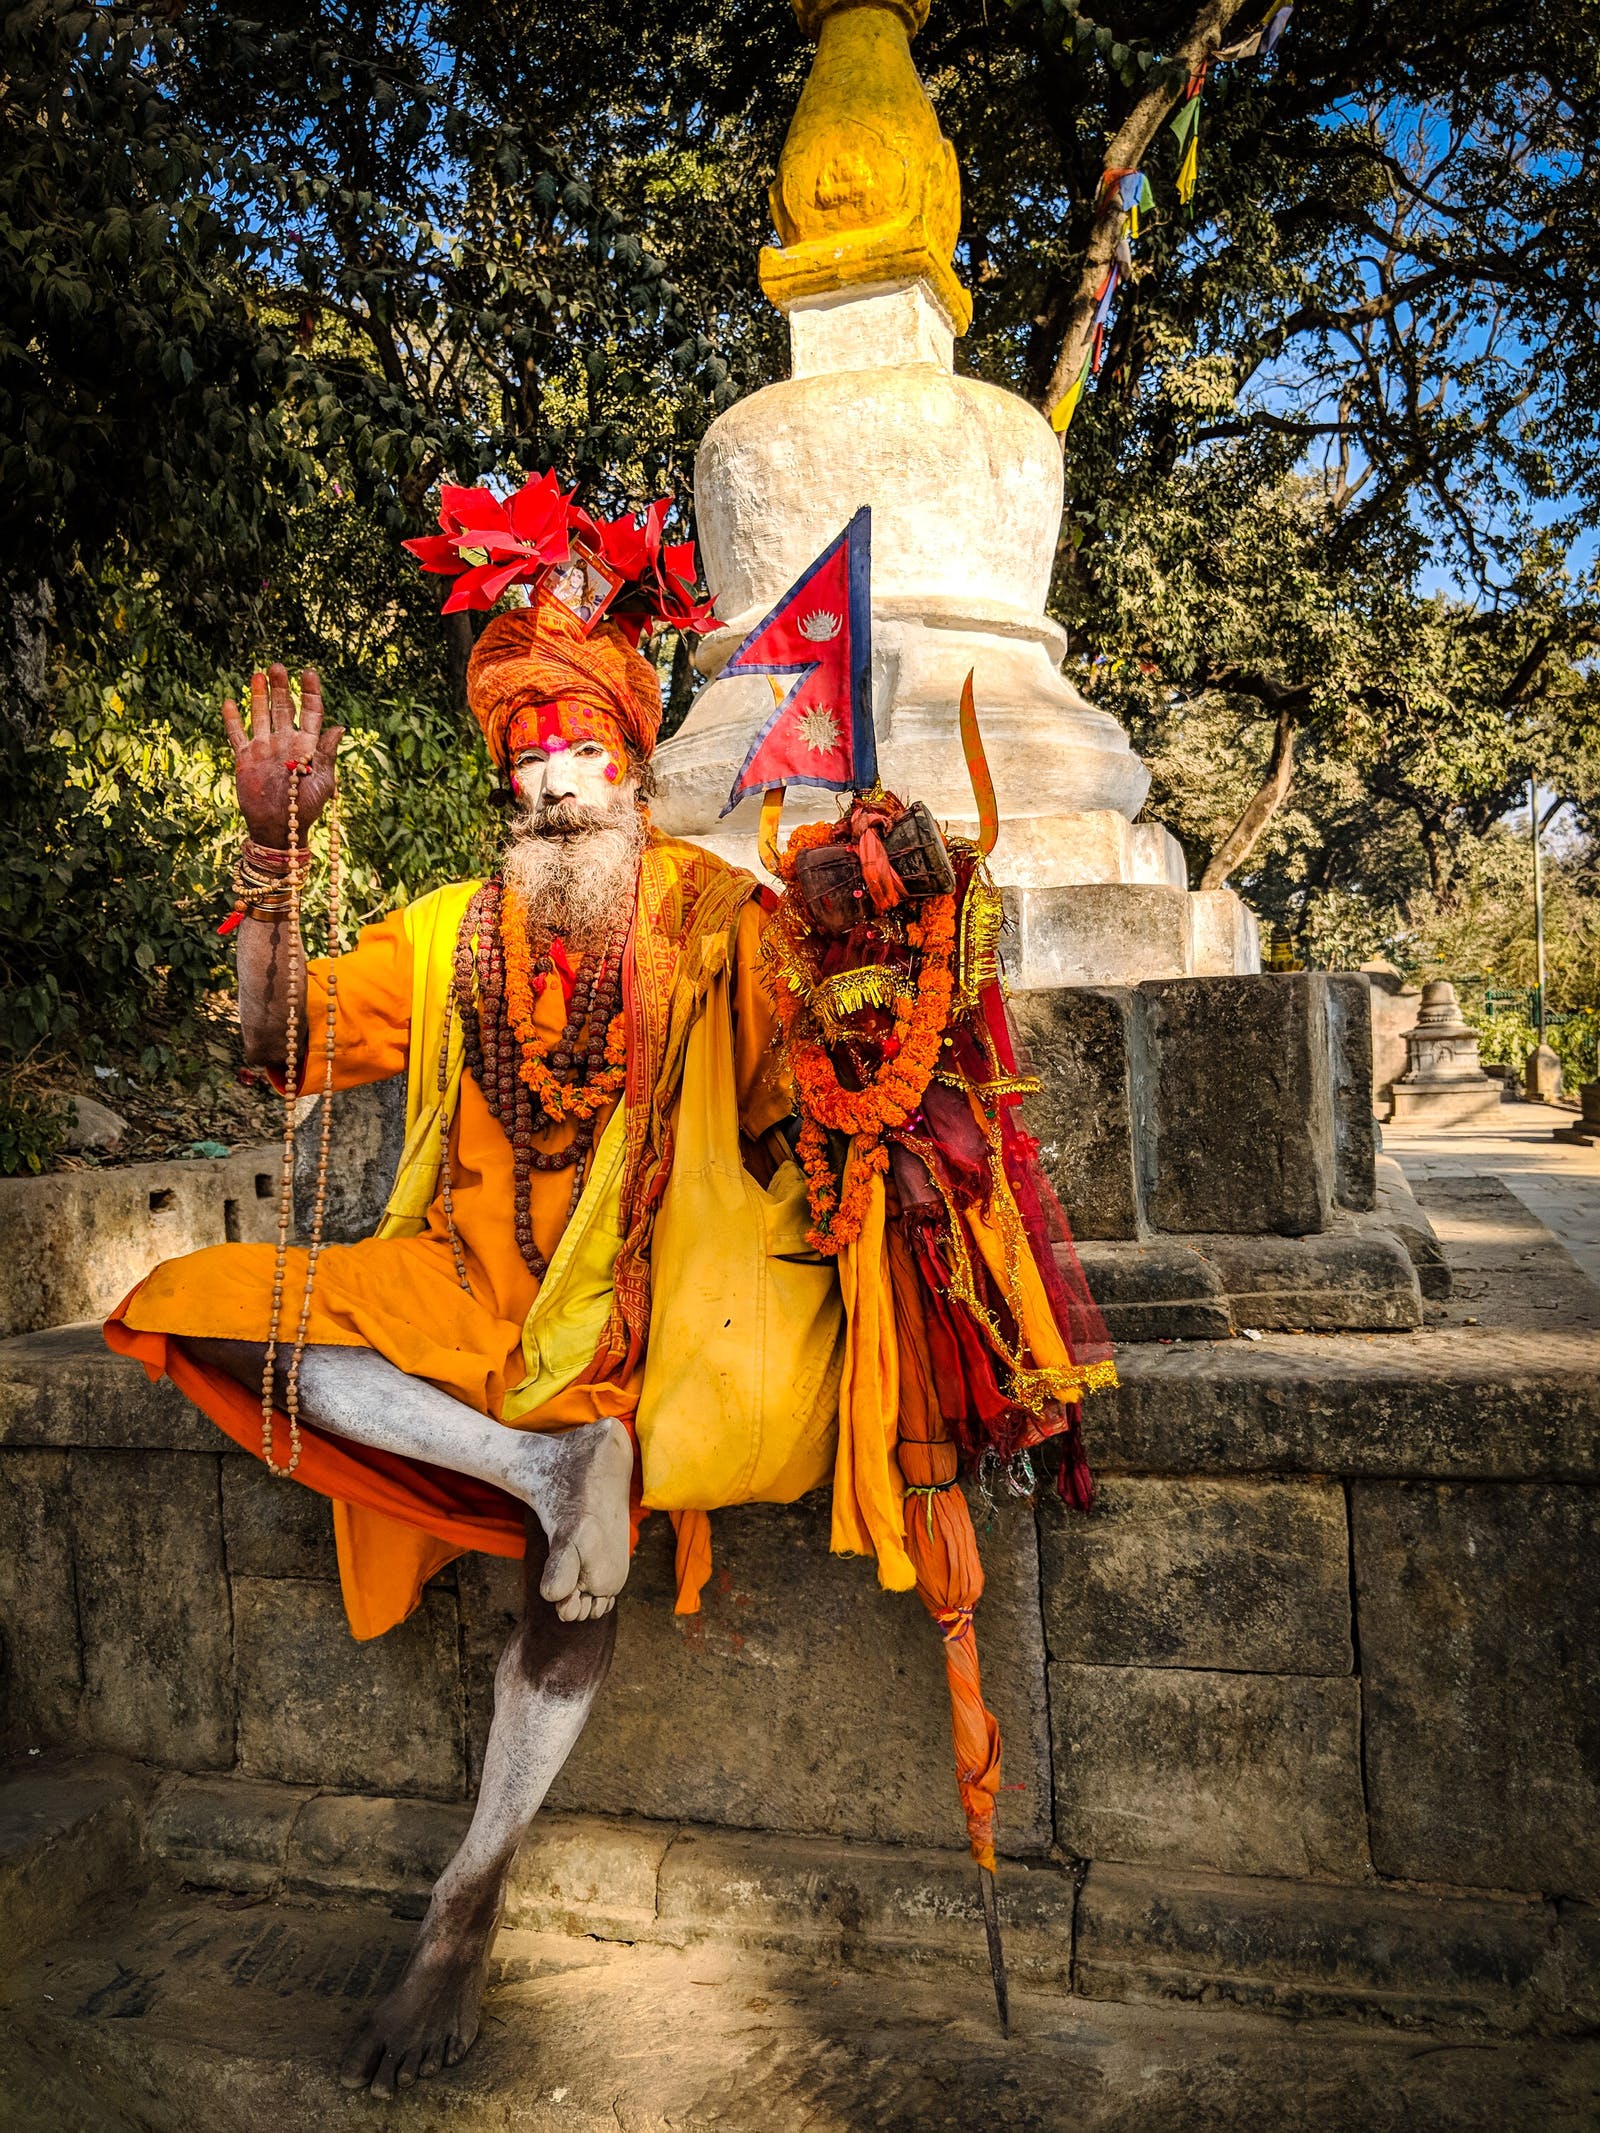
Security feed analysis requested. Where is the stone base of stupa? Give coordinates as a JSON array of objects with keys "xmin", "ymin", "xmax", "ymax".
[{"xmin": 1388, "ymin": 1079, "xmax": 1506, "ymax": 1129}]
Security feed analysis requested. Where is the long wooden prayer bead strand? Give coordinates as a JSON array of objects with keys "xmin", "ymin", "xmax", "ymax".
[
  {"xmin": 512, "ymin": 1070, "xmax": 542, "ymax": 1276},
  {"xmin": 283, "ymin": 781, "xmax": 344, "ymax": 1437},
  {"xmin": 259, "ymin": 762, "xmax": 343, "ymax": 1477},
  {"xmin": 259, "ymin": 767, "xmax": 304, "ymax": 1474},
  {"xmin": 454, "ymin": 893, "xmax": 486, "ymax": 1095},
  {"xmin": 447, "ymin": 887, "xmax": 628, "ymax": 1280},
  {"xmin": 437, "ymin": 1002, "xmax": 473, "ymax": 1296}
]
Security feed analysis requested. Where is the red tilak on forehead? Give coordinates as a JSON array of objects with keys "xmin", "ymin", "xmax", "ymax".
[{"xmin": 506, "ymin": 698, "xmax": 627, "ymax": 763}]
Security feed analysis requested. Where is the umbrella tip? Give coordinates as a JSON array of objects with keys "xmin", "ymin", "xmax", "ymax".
[{"xmin": 977, "ymin": 1863, "xmax": 1010, "ymax": 2037}]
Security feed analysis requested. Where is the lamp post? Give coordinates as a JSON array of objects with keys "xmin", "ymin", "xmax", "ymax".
[
  {"xmin": 1529, "ymin": 776, "xmax": 1547, "ymax": 1044},
  {"xmin": 1523, "ymin": 776, "xmax": 1562, "ymax": 1103}
]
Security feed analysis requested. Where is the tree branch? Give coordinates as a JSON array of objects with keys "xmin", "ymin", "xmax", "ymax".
[
  {"xmin": 1200, "ymin": 698, "xmax": 1299, "ymax": 890},
  {"xmin": 1040, "ymin": 0, "xmax": 1255, "ymax": 429}
]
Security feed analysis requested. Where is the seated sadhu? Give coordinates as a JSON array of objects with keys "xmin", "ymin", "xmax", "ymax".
[{"xmin": 107, "ymin": 482, "xmax": 1113, "ymax": 2095}]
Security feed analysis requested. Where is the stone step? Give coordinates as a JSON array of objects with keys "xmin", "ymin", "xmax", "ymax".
[
  {"xmin": 6, "ymin": 1758, "xmax": 1593, "ymax": 2049},
  {"xmin": 5, "ymin": 1888, "xmax": 1598, "ymax": 2132},
  {"xmin": 0, "ymin": 1759, "xmax": 155, "ymax": 1956},
  {"xmin": 142, "ymin": 1767, "xmax": 1076, "ymax": 1992}
]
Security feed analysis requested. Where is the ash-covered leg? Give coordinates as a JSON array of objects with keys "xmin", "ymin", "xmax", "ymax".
[
  {"xmin": 185, "ymin": 1337, "xmax": 632, "ymax": 1620},
  {"xmin": 339, "ymin": 1515, "xmax": 617, "ymax": 2095}
]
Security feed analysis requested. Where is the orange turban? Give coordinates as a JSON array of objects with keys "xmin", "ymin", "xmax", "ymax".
[{"xmin": 466, "ymin": 588, "xmax": 664, "ymax": 772}]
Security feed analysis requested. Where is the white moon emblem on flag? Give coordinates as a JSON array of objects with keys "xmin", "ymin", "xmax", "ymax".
[
  {"xmin": 795, "ymin": 705, "xmax": 843, "ymax": 756},
  {"xmin": 798, "ymin": 609, "xmax": 842, "ymax": 642}
]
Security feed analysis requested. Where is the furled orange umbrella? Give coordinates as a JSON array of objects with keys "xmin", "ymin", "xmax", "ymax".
[{"xmin": 888, "ymin": 1225, "xmax": 1009, "ymax": 2030}]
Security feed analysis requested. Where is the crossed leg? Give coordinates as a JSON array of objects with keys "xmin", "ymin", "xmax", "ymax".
[
  {"xmin": 339, "ymin": 1515, "xmax": 616, "ymax": 2095},
  {"xmin": 179, "ymin": 1338, "xmax": 630, "ymax": 2086},
  {"xmin": 185, "ymin": 1339, "xmax": 633, "ymax": 1619}
]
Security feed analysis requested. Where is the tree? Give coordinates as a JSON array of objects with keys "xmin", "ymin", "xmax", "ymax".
[{"xmin": 7, "ymin": 0, "xmax": 1600, "ymax": 1171}]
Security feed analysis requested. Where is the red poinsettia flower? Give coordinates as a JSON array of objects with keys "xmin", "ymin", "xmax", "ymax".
[
  {"xmin": 405, "ymin": 471, "xmax": 720, "ymax": 636},
  {"xmin": 402, "ymin": 469, "xmax": 574, "ymax": 612},
  {"xmin": 581, "ymin": 499, "xmax": 719, "ymax": 638}
]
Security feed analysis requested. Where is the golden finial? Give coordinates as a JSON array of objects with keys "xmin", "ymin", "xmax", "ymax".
[{"xmin": 760, "ymin": 0, "xmax": 972, "ymax": 336}]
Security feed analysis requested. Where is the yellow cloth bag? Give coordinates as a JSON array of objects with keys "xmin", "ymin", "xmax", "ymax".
[{"xmin": 637, "ymin": 954, "xmax": 843, "ymax": 1511}]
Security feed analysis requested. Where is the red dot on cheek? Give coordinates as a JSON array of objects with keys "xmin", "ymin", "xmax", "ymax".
[{"xmin": 604, "ymin": 762, "xmax": 620, "ymax": 783}]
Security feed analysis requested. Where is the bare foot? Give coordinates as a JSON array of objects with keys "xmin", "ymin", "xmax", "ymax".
[
  {"xmin": 512, "ymin": 1415, "xmax": 633, "ymax": 1623},
  {"xmin": 339, "ymin": 1896, "xmax": 499, "ymax": 2097}
]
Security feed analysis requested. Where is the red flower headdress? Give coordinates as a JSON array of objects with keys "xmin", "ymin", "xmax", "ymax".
[{"xmin": 404, "ymin": 470, "xmax": 718, "ymax": 645}]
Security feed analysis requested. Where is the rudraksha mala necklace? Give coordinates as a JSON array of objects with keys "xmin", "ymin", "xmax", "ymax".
[{"xmin": 450, "ymin": 879, "xmax": 629, "ymax": 1280}]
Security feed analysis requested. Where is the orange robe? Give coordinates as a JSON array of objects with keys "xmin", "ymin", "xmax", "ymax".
[{"xmin": 106, "ymin": 857, "xmax": 787, "ymax": 1637}]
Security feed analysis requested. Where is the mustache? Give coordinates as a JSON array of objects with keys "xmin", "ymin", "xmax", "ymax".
[{"xmin": 528, "ymin": 795, "xmax": 620, "ymax": 837}]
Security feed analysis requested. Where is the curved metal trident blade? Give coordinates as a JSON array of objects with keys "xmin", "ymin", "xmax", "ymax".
[{"xmin": 958, "ymin": 670, "xmax": 999, "ymax": 858}]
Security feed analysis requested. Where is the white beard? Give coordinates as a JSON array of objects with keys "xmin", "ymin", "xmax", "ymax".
[{"xmin": 499, "ymin": 791, "xmax": 646, "ymax": 949}]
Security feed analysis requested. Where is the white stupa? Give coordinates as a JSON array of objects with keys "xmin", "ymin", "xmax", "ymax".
[{"xmin": 652, "ymin": 0, "xmax": 1258, "ymax": 988}]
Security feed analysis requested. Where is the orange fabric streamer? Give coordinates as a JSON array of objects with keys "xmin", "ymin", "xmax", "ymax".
[
  {"xmin": 889, "ymin": 1220, "xmax": 1002, "ymax": 1871},
  {"xmin": 467, "ymin": 587, "xmax": 664, "ymax": 771},
  {"xmin": 958, "ymin": 670, "xmax": 999, "ymax": 858},
  {"xmin": 669, "ymin": 1509, "xmax": 714, "ymax": 1616}
]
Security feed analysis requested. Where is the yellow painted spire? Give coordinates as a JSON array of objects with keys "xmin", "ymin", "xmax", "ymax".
[{"xmin": 760, "ymin": 0, "xmax": 972, "ymax": 336}]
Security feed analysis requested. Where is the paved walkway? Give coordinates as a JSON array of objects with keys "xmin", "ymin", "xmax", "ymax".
[{"xmin": 1385, "ymin": 1098, "xmax": 1600, "ymax": 1289}]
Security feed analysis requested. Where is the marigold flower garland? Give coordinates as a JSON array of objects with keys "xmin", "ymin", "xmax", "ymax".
[
  {"xmin": 767, "ymin": 821, "xmax": 957, "ymax": 1254},
  {"xmin": 501, "ymin": 884, "xmax": 627, "ymax": 1118}
]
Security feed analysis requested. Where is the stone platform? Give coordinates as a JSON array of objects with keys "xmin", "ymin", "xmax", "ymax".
[
  {"xmin": 2, "ymin": 1173, "xmax": 1597, "ymax": 2105},
  {"xmin": 1016, "ymin": 970, "xmax": 1438, "ymax": 1335},
  {"xmin": 0, "ymin": 1144, "xmax": 278, "ymax": 1340}
]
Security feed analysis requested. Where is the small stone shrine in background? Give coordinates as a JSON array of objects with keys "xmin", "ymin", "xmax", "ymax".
[
  {"xmin": 1388, "ymin": 980, "xmax": 1504, "ymax": 1129},
  {"xmin": 1523, "ymin": 1039, "xmax": 1564, "ymax": 1105},
  {"xmin": 1554, "ymin": 1077, "xmax": 1600, "ymax": 1145}
]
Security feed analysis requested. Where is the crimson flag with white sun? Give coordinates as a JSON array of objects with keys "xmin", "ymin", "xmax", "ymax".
[{"xmin": 720, "ymin": 507, "xmax": 877, "ymax": 815}]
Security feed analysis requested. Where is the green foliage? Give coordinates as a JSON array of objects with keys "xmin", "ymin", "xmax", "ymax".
[
  {"xmin": 1086, "ymin": 443, "xmax": 1600, "ymax": 992},
  {"xmin": 6, "ymin": 0, "xmax": 1600, "ymax": 1177},
  {"xmin": 1, "ymin": 567, "xmax": 497, "ymax": 1068},
  {"xmin": 0, "ymin": 1083, "xmax": 69, "ymax": 1178},
  {"xmin": 1463, "ymin": 1005, "xmax": 1600, "ymax": 1088},
  {"xmin": 1, "ymin": 0, "xmax": 766, "ymax": 1167}
]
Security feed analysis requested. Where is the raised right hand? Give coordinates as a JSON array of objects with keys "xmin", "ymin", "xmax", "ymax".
[{"xmin": 222, "ymin": 663, "xmax": 343, "ymax": 849}]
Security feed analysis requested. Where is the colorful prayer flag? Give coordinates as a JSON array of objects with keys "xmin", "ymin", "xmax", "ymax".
[
  {"xmin": 1176, "ymin": 128, "xmax": 1200, "ymax": 206},
  {"xmin": 1051, "ymin": 348, "xmax": 1093, "ymax": 435},
  {"xmin": 1169, "ymin": 94, "xmax": 1200, "ymax": 150},
  {"xmin": 721, "ymin": 507, "xmax": 877, "ymax": 814}
]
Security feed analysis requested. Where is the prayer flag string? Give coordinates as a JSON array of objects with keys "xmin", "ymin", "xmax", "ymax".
[{"xmin": 1052, "ymin": 6, "xmax": 1295, "ymax": 434}]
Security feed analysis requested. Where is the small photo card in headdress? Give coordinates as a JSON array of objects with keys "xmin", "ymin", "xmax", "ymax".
[{"xmin": 542, "ymin": 540, "xmax": 628, "ymax": 635}]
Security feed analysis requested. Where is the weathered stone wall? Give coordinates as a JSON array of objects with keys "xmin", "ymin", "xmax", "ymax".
[
  {"xmin": 0, "ymin": 1148, "xmax": 280, "ymax": 1339},
  {"xmin": 1013, "ymin": 972, "xmax": 1430, "ymax": 1337},
  {"xmin": 1364, "ymin": 962, "xmax": 1423, "ymax": 1105},
  {"xmin": 2, "ymin": 1014, "xmax": 1595, "ymax": 2034},
  {"xmin": 3, "ymin": 1177, "xmax": 1596, "ymax": 2009},
  {"xmin": 1014, "ymin": 971, "xmax": 1373, "ymax": 1241}
]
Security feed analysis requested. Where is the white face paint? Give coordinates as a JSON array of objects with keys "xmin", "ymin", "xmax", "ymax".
[
  {"xmin": 510, "ymin": 737, "xmax": 620, "ymax": 813},
  {"xmin": 500, "ymin": 736, "xmax": 646, "ymax": 947}
]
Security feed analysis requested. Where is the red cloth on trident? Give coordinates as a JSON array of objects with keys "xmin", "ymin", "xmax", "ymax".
[{"xmin": 889, "ymin": 1217, "xmax": 1002, "ymax": 1871}]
